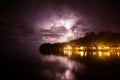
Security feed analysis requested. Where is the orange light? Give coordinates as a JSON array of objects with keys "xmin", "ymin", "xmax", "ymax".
[
  {"xmin": 98, "ymin": 51, "xmax": 102, "ymax": 57},
  {"xmin": 67, "ymin": 46, "xmax": 72, "ymax": 50},
  {"xmin": 98, "ymin": 47, "xmax": 101, "ymax": 50},
  {"xmin": 64, "ymin": 45, "xmax": 72, "ymax": 50},
  {"xmin": 80, "ymin": 46, "xmax": 84, "ymax": 50},
  {"xmin": 80, "ymin": 51, "xmax": 84, "ymax": 57}
]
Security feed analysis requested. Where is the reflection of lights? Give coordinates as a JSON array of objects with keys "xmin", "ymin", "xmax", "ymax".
[
  {"xmin": 104, "ymin": 52, "xmax": 110, "ymax": 57},
  {"xmin": 107, "ymin": 52, "xmax": 110, "ymax": 57},
  {"xmin": 75, "ymin": 51, "xmax": 80, "ymax": 55},
  {"xmin": 65, "ymin": 70, "xmax": 73, "ymax": 80},
  {"xmin": 64, "ymin": 50, "xmax": 67, "ymax": 54},
  {"xmin": 63, "ymin": 50, "xmax": 72, "ymax": 57},
  {"xmin": 98, "ymin": 51, "xmax": 102, "ymax": 57},
  {"xmin": 98, "ymin": 51, "xmax": 110, "ymax": 58},
  {"xmin": 40, "ymin": 54, "xmax": 81, "ymax": 80},
  {"xmin": 80, "ymin": 51, "xmax": 84, "ymax": 57},
  {"xmin": 68, "ymin": 51, "xmax": 72, "ymax": 57},
  {"xmin": 63, "ymin": 45, "xmax": 74, "ymax": 57},
  {"xmin": 63, "ymin": 48, "xmax": 120, "ymax": 59},
  {"xmin": 93, "ymin": 52, "xmax": 97, "ymax": 56},
  {"xmin": 84, "ymin": 52, "xmax": 87, "ymax": 56},
  {"xmin": 117, "ymin": 52, "xmax": 120, "ymax": 57}
]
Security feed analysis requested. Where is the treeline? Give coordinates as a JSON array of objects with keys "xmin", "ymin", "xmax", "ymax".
[
  {"xmin": 39, "ymin": 31, "xmax": 120, "ymax": 54},
  {"xmin": 70, "ymin": 31, "xmax": 120, "ymax": 48},
  {"xmin": 39, "ymin": 43, "xmax": 66, "ymax": 54}
]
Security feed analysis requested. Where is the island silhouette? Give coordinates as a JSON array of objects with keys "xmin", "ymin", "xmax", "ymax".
[{"xmin": 39, "ymin": 31, "xmax": 120, "ymax": 55}]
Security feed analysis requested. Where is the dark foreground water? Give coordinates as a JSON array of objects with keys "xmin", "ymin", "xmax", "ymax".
[
  {"xmin": 68, "ymin": 51, "xmax": 120, "ymax": 80},
  {"xmin": 1, "ymin": 49, "xmax": 120, "ymax": 80}
]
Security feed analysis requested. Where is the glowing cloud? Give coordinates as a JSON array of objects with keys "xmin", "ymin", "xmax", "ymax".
[{"xmin": 34, "ymin": 8, "xmax": 80, "ymax": 43}]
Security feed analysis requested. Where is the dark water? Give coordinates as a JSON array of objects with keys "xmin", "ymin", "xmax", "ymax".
[
  {"xmin": 1, "ymin": 48, "xmax": 120, "ymax": 80},
  {"xmin": 63, "ymin": 50, "xmax": 120, "ymax": 80}
]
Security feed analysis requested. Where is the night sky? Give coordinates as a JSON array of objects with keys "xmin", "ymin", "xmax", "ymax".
[
  {"xmin": 1, "ymin": 0, "xmax": 120, "ymax": 80},
  {"xmin": 1, "ymin": 0, "xmax": 120, "ymax": 50}
]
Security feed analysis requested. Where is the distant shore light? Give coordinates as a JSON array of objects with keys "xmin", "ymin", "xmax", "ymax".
[
  {"xmin": 80, "ymin": 46, "xmax": 84, "ymax": 50},
  {"xmin": 64, "ymin": 45, "xmax": 72, "ymax": 50}
]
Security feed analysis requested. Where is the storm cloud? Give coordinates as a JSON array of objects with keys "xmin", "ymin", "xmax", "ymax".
[{"xmin": 1, "ymin": 0, "xmax": 120, "ymax": 46}]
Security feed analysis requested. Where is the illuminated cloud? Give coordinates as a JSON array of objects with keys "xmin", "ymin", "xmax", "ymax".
[
  {"xmin": 31, "ymin": 7, "xmax": 90, "ymax": 43},
  {"xmin": 2, "ymin": 0, "xmax": 120, "ymax": 46}
]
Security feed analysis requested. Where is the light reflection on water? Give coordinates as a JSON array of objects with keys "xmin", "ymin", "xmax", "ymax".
[
  {"xmin": 63, "ymin": 50, "xmax": 120, "ymax": 59},
  {"xmin": 38, "ymin": 54, "xmax": 85, "ymax": 80}
]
